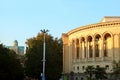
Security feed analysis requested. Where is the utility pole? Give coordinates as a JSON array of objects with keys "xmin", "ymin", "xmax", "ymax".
[{"xmin": 41, "ymin": 29, "xmax": 49, "ymax": 80}]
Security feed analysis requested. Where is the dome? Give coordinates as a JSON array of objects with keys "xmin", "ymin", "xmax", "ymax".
[{"xmin": 13, "ymin": 40, "xmax": 18, "ymax": 46}]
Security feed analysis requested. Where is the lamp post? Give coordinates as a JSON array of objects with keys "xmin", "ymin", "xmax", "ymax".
[{"xmin": 41, "ymin": 29, "xmax": 49, "ymax": 80}]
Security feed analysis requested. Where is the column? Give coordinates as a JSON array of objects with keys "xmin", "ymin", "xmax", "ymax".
[
  {"xmin": 84, "ymin": 39, "xmax": 87, "ymax": 61},
  {"xmin": 119, "ymin": 34, "xmax": 120, "ymax": 61},
  {"xmin": 113, "ymin": 34, "xmax": 120, "ymax": 61},
  {"xmin": 112, "ymin": 35, "xmax": 114, "ymax": 61},
  {"xmin": 80, "ymin": 41, "xmax": 82, "ymax": 60},
  {"xmin": 101, "ymin": 37, "xmax": 104, "ymax": 61},
  {"xmin": 72, "ymin": 40, "xmax": 75, "ymax": 60},
  {"xmin": 93, "ymin": 38, "xmax": 95, "ymax": 61},
  {"xmin": 75, "ymin": 39, "xmax": 77, "ymax": 59},
  {"xmin": 88, "ymin": 42, "xmax": 90, "ymax": 59},
  {"xmin": 69, "ymin": 42, "xmax": 73, "ymax": 73},
  {"xmin": 62, "ymin": 34, "xmax": 69, "ymax": 73},
  {"xmin": 81, "ymin": 40, "xmax": 84, "ymax": 59},
  {"xmin": 85, "ymin": 38, "xmax": 88, "ymax": 61}
]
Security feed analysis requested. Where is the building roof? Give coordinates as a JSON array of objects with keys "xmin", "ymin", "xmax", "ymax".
[
  {"xmin": 66, "ymin": 16, "xmax": 120, "ymax": 35},
  {"xmin": 101, "ymin": 16, "xmax": 120, "ymax": 22}
]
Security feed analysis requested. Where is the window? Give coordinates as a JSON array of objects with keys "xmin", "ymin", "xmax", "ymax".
[
  {"xmin": 76, "ymin": 47, "xmax": 79, "ymax": 59},
  {"xmin": 104, "ymin": 42, "xmax": 107, "ymax": 57},
  {"xmin": 84, "ymin": 47, "xmax": 86, "ymax": 58},
  {"xmin": 76, "ymin": 77, "xmax": 78, "ymax": 80},
  {"xmin": 77, "ymin": 66, "xmax": 79, "ymax": 70},
  {"xmin": 95, "ymin": 44, "xmax": 99, "ymax": 57},
  {"xmin": 105, "ymin": 65, "xmax": 109, "ymax": 70},
  {"xmin": 95, "ymin": 37, "xmax": 99, "ymax": 42},
  {"xmin": 82, "ymin": 66, "xmax": 85, "ymax": 70},
  {"xmin": 104, "ymin": 33, "xmax": 111, "ymax": 57},
  {"xmin": 95, "ymin": 35, "xmax": 101, "ymax": 42},
  {"xmin": 89, "ymin": 45, "xmax": 93, "ymax": 58},
  {"xmin": 96, "ymin": 65, "xmax": 100, "ymax": 68},
  {"xmin": 76, "ymin": 39, "xmax": 79, "ymax": 59}
]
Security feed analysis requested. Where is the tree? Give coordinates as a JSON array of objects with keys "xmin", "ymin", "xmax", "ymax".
[
  {"xmin": 85, "ymin": 66, "xmax": 107, "ymax": 80},
  {"xmin": 25, "ymin": 32, "xmax": 63, "ymax": 80},
  {"xmin": 85, "ymin": 66, "xmax": 95, "ymax": 80},
  {"xmin": 0, "ymin": 44, "xmax": 24, "ymax": 80},
  {"xmin": 112, "ymin": 60, "xmax": 120, "ymax": 79},
  {"xmin": 94, "ymin": 67, "xmax": 107, "ymax": 80}
]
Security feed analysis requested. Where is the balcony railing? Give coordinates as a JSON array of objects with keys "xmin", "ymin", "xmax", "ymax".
[
  {"xmin": 95, "ymin": 57, "xmax": 102, "ymax": 61},
  {"xmin": 72, "ymin": 57, "xmax": 112, "ymax": 63},
  {"xmin": 104, "ymin": 57, "xmax": 112, "ymax": 61},
  {"xmin": 87, "ymin": 58, "xmax": 94, "ymax": 62}
]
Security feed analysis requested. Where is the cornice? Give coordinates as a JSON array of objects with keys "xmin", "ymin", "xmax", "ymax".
[
  {"xmin": 67, "ymin": 21, "xmax": 120, "ymax": 36},
  {"xmin": 104, "ymin": 16, "xmax": 120, "ymax": 18}
]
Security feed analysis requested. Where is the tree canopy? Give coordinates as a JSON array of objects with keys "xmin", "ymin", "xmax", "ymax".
[
  {"xmin": 112, "ymin": 60, "xmax": 120, "ymax": 79},
  {"xmin": 25, "ymin": 32, "xmax": 63, "ymax": 80},
  {"xmin": 0, "ymin": 44, "xmax": 24, "ymax": 80},
  {"xmin": 85, "ymin": 66, "xmax": 107, "ymax": 80},
  {"xmin": 94, "ymin": 67, "xmax": 107, "ymax": 80},
  {"xmin": 85, "ymin": 66, "xmax": 95, "ymax": 80}
]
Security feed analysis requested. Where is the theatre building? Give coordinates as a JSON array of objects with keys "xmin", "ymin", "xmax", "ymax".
[{"xmin": 62, "ymin": 16, "xmax": 120, "ymax": 80}]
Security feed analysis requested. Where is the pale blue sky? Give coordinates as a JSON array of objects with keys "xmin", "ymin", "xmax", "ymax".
[{"xmin": 0, "ymin": 0, "xmax": 120, "ymax": 46}]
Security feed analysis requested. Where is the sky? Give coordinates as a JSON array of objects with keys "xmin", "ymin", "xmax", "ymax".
[{"xmin": 0, "ymin": 0, "xmax": 120, "ymax": 46}]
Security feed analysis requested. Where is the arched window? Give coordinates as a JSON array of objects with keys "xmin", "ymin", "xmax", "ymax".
[
  {"xmin": 103, "ymin": 33, "xmax": 111, "ymax": 57},
  {"xmin": 81, "ymin": 37, "xmax": 86, "ymax": 58},
  {"xmin": 105, "ymin": 65, "xmax": 109, "ymax": 70},
  {"xmin": 95, "ymin": 34, "xmax": 101, "ymax": 57},
  {"xmin": 88, "ymin": 36, "xmax": 93, "ymax": 58}
]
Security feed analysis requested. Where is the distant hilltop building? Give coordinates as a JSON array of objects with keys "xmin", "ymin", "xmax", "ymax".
[
  {"xmin": 62, "ymin": 16, "xmax": 120, "ymax": 80},
  {"xmin": 7, "ymin": 40, "xmax": 24, "ymax": 55}
]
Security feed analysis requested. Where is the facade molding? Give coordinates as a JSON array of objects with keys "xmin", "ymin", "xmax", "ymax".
[{"xmin": 67, "ymin": 21, "xmax": 120, "ymax": 36}]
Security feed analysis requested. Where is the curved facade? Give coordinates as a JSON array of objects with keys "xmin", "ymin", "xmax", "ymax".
[{"xmin": 62, "ymin": 17, "xmax": 120, "ymax": 79}]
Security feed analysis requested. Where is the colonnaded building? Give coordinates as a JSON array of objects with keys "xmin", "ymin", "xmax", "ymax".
[{"xmin": 62, "ymin": 16, "xmax": 120, "ymax": 80}]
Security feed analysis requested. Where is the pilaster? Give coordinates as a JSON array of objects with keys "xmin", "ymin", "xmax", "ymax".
[
  {"xmin": 101, "ymin": 37, "xmax": 104, "ymax": 61},
  {"xmin": 112, "ymin": 35, "xmax": 114, "ymax": 61},
  {"xmin": 93, "ymin": 38, "xmax": 95, "ymax": 61}
]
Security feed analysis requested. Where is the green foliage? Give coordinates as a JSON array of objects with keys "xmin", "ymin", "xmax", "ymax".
[
  {"xmin": 85, "ymin": 66, "xmax": 95, "ymax": 80},
  {"xmin": 94, "ymin": 67, "xmax": 107, "ymax": 80},
  {"xmin": 85, "ymin": 66, "xmax": 107, "ymax": 80},
  {"xmin": 0, "ymin": 44, "xmax": 24, "ymax": 80},
  {"xmin": 112, "ymin": 60, "xmax": 120, "ymax": 79},
  {"xmin": 25, "ymin": 32, "xmax": 63, "ymax": 80}
]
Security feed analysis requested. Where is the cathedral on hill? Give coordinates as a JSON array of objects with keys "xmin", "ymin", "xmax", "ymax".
[{"xmin": 7, "ymin": 40, "xmax": 24, "ymax": 55}]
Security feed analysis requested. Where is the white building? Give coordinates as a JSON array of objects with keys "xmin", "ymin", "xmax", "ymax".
[
  {"xmin": 62, "ymin": 16, "xmax": 120, "ymax": 80},
  {"xmin": 7, "ymin": 40, "xmax": 24, "ymax": 55}
]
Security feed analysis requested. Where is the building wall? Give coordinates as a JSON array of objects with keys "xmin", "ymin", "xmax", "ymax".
[
  {"xmin": 62, "ymin": 18, "xmax": 120, "ymax": 76},
  {"xmin": 7, "ymin": 40, "xmax": 24, "ymax": 55}
]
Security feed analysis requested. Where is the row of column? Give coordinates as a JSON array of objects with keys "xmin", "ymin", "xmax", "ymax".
[{"xmin": 71, "ymin": 34, "xmax": 115, "ymax": 61}]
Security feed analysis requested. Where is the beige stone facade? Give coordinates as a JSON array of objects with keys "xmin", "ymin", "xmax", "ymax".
[{"xmin": 62, "ymin": 17, "xmax": 120, "ymax": 79}]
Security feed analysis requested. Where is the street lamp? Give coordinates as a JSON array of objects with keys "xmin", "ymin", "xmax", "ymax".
[{"xmin": 41, "ymin": 29, "xmax": 49, "ymax": 80}]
